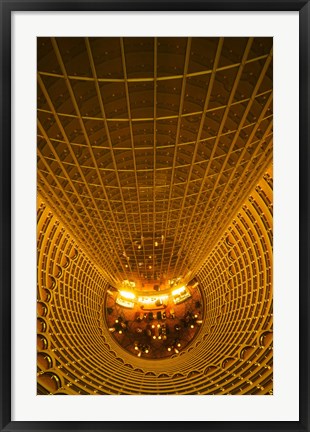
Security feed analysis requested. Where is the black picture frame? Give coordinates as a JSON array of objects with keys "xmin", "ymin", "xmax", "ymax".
[{"xmin": 1, "ymin": 1, "xmax": 309, "ymax": 431}]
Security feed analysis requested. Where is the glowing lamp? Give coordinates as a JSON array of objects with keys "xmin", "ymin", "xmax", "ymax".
[
  {"xmin": 119, "ymin": 290, "xmax": 135, "ymax": 300},
  {"xmin": 172, "ymin": 286, "xmax": 186, "ymax": 296}
]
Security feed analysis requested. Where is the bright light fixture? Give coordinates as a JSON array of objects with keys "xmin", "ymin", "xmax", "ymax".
[
  {"xmin": 172, "ymin": 286, "xmax": 186, "ymax": 296},
  {"xmin": 138, "ymin": 297, "xmax": 156, "ymax": 304},
  {"xmin": 119, "ymin": 290, "xmax": 135, "ymax": 300}
]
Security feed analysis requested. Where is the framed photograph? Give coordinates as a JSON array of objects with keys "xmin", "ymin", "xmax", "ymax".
[{"xmin": 1, "ymin": 1, "xmax": 309, "ymax": 431}]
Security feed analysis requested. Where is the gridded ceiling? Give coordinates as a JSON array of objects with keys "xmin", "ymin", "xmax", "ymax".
[{"xmin": 37, "ymin": 37, "xmax": 273, "ymax": 287}]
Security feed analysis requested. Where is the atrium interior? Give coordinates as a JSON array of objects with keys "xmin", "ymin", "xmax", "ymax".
[{"xmin": 37, "ymin": 36, "xmax": 273, "ymax": 395}]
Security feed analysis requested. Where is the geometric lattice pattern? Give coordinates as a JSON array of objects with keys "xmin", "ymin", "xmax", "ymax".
[
  {"xmin": 37, "ymin": 37, "xmax": 272, "ymax": 286},
  {"xmin": 37, "ymin": 168, "xmax": 272, "ymax": 394},
  {"xmin": 37, "ymin": 37, "xmax": 273, "ymax": 395}
]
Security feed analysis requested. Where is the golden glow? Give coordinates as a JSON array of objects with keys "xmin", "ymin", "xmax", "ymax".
[
  {"xmin": 137, "ymin": 294, "xmax": 168, "ymax": 304},
  {"xmin": 37, "ymin": 36, "xmax": 273, "ymax": 395},
  {"xmin": 115, "ymin": 297, "xmax": 135, "ymax": 309},
  {"xmin": 172, "ymin": 286, "xmax": 186, "ymax": 296},
  {"xmin": 138, "ymin": 297, "xmax": 156, "ymax": 304},
  {"xmin": 119, "ymin": 290, "xmax": 136, "ymax": 300}
]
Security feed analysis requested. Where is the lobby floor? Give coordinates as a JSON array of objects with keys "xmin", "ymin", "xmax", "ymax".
[{"xmin": 105, "ymin": 284, "xmax": 204, "ymax": 360}]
